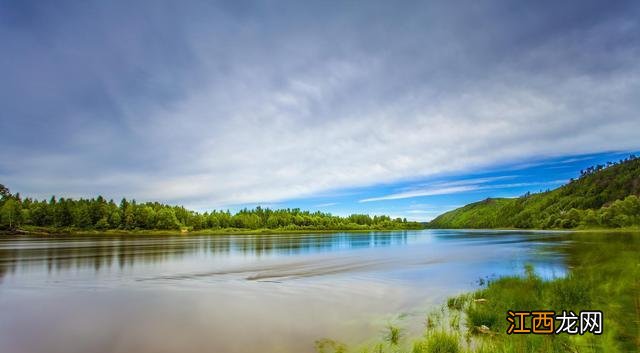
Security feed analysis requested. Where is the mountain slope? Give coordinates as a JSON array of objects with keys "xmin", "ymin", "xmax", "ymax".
[{"xmin": 429, "ymin": 156, "xmax": 640, "ymax": 229}]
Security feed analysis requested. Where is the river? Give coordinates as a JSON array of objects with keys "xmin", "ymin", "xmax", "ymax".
[{"xmin": 0, "ymin": 230, "xmax": 624, "ymax": 353}]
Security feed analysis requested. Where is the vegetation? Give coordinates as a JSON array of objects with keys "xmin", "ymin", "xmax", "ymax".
[
  {"xmin": 0, "ymin": 184, "xmax": 422, "ymax": 233},
  {"xmin": 429, "ymin": 155, "xmax": 640, "ymax": 229},
  {"xmin": 317, "ymin": 232, "xmax": 640, "ymax": 353}
]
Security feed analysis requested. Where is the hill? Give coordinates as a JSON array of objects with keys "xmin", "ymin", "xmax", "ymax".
[{"xmin": 429, "ymin": 155, "xmax": 640, "ymax": 229}]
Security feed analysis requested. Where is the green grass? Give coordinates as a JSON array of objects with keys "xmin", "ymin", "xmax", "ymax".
[
  {"xmin": 316, "ymin": 232, "xmax": 640, "ymax": 353},
  {"xmin": 384, "ymin": 324, "xmax": 402, "ymax": 346},
  {"xmin": 412, "ymin": 331, "xmax": 460, "ymax": 353}
]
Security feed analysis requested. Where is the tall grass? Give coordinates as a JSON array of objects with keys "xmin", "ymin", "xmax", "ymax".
[
  {"xmin": 412, "ymin": 331, "xmax": 460, "ymax": 353},
  {"xmin": 315, "ymin": 232, "xmax": 640, "ymax": 353}
]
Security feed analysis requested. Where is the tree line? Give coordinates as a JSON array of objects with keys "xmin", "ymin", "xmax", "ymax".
[
  {"xmin": 0, "ymin": 185, "xmax": 421, "ymax": 231},
  {"xmin": 429, "ymin": 155, "xmax": 640, "ymax": 229}
]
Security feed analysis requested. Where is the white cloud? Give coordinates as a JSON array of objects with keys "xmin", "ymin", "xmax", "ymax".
[
  {"xmin": 360, "ymin": 179, "xmax": 568, "ymax": 203},
  {"xmin": 2, "ymin": 2, "xmax": 640, "ymax": 208},
  {"xmin": 315, "ymin": 202, "xmax": 338, "ymax": 207},
  {"xmin": 360, "ymin": 186, "xmax": 479, "ymax": 203}
]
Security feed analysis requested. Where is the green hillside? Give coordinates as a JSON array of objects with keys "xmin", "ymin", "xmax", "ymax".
[{"xmin": 429, "ymin": 155, "xmax": 640, "ymax": 229}]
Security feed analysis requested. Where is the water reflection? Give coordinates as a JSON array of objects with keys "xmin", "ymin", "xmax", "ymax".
[
  {"xmin": 2, "ymin": 230, "xmax": 629, "ymax": 353},
  {"xmin": 0, "ymin": 232, "xmax": 413, "ymax": 276}
]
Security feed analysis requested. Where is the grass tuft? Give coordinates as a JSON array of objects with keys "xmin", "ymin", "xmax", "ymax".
[{"xmin": 413, "ymin": 331, "xmax": 460, "ymax": 353}]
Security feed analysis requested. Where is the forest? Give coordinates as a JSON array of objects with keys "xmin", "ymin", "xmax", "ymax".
[
  {"xmin": 429, "ymin": 155, "xmax": 640, "ymax": 229},
  {"xmin": 0, "ymin": 185, "xmax": 421, "ymax": 232}
]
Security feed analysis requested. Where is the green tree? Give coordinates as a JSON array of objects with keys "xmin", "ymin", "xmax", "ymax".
[
  {"xmin": 123, "ymin": 204, "xmax": 136, "ymax": 229},
  {"xmin": 156, "ymin": 209, "xmax": 180, "ymax": 230},
  {"xmin": 1, "ymin": 199, "xmax": 21, "ymax": 228},
  {"xmin": 20, "ymin": 208, "xmax": 31, "ymax": 225},
  {"xmin": 0, "ymin": 183, "xmax": 424, "ymax": 232},
  {"xmin": 73, "ymin": 204, "xmax": 92, "ymax": 228},
  {"xmin": 136, "ymin": 206, "xmax": 156, "ymax": 229},
  {"xmin": 30, "ymin": 203, "xmax": 50, "ymax": 226},
  {"xmin": 55, "ymin": 199, "xmax": 73, "ymax": 227},
  {"xmin": 109, "ymin": 210, "xmax": 122, "ymax": 228},
  {"xmin": 95, "ymin": 217, "xmax": 110, "ymax": 230}
]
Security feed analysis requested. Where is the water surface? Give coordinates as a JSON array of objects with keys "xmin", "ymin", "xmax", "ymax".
[{"xmin": 0, "ymin": 230, "xmax": 596, "ymax": 353}]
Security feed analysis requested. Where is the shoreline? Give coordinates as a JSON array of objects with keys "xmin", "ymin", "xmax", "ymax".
[
  {"xmin": 426, "ymin": 226, "xmax": 640, "ymax": 233},
  {"xmin": 0, "ymin": 226, "xmax": 425, "ymax": 236},
  {"xmin": 3, "ymin": 226, "xmax": 639, "ymax": 236}
]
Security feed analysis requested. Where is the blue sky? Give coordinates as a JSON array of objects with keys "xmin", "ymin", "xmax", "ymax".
[
  {"xmin": 1, "ymin": 1, "xmax": 640, "ymax": 220},
  {"xmin": 238, "ymin": 151, "xmax": 639, "ymax": 221}
]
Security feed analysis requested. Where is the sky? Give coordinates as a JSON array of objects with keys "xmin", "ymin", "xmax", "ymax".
[{"xmin": 1, "ymin": 0, "xmax": 640, "ymax": 221}]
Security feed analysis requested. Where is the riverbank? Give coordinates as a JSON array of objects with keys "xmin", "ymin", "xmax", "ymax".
[
  {"xmin": 425, "ymin": 226, "xmax": 640, "ymax": 232},
  {"xmin": 6, "ymin": 225, "xmax": 640, "ymax": 237},
  {"xmin": 326, "ymin": 231, "xmax": 639, "ymax": 353},
  {"xmin": 0, "ymin": 225, "xmax": 425, "ymax": 236}
]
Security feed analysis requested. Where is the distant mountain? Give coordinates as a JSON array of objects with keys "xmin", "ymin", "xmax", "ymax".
[{"xmin": 428, "ymin": 156, "xmax": 640, "ymax": 229}]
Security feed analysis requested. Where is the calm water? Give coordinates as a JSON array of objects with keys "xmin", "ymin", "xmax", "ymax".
[{"xmin": 0, "ymin": 230, "xmax": 584, "ymax": 353}]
